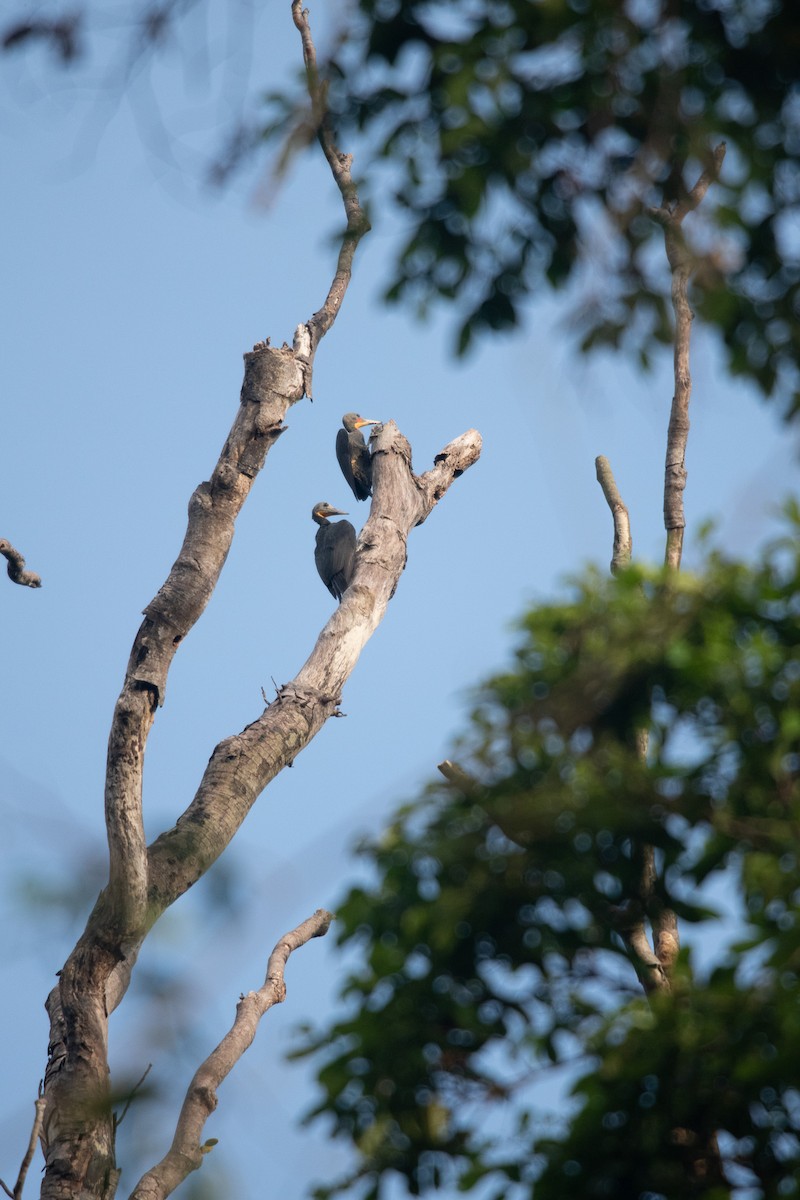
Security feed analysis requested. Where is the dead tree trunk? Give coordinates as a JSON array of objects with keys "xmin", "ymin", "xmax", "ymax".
[{"xmin": 35, "ymin": 6, "xmax": 481, "ymax": 1198}]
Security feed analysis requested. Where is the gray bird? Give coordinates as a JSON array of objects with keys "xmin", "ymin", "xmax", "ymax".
[
  {"xmin": 336, "ymin": 413, "xmax": 379, "ymax": 501},
  {"xmin": 312, "ymin": 502, "xmax": 356, "ymax": 601}
]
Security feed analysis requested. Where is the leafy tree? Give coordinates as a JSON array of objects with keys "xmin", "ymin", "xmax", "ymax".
[
  {"xmin": 4, "ymin": 1, "xmax": 800, "ymax": 412},
  {"xmin": 298, "ymin": 513, "xmax": 800, "ymax": 1199},
  {"xmin": 313, "ymin": 0, "xmax": 800, "ymax": 409}
]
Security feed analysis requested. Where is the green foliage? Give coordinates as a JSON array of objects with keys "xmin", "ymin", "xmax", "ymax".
[
  {"xmin": 297, "ymin": 518, "xmax": 800, "ymax": 1198},
  {"xmin": 316, "ymin": 0, "xmax": 800, "ymax": 413}
]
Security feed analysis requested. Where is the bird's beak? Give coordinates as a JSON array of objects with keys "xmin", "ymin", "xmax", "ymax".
[
  {"xmin": 355, "ymin": 418, "xmax": 379, "ymax": 429},
  {"xmin": 328, "ymin": 507, "xmax": 349, "ymax": 516}
]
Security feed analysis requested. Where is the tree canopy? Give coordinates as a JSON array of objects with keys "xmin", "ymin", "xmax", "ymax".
[
  {"xmin": 298, "ymin": 513, "xmax": 800, "ymax": 1198},
  {"xmin": 311, "ymin": 0, "xmax": 800, "ymax": 411},
  {"xmin": 4, "ymin": 1, "xmax": 799, "ymax": 411}
]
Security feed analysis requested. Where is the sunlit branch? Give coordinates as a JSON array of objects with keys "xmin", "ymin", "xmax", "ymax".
[
  {"xmin": 594, "ymin": 456, "xmax": 632, "ymax": 573},
  {"xmin": 650, "ymin": 142, "xmax": 726, "ymax": 570}
]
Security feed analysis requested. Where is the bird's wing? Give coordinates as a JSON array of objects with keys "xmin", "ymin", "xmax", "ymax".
[
  {"xmin": 336, "ymin": 428, "xmax": 356, "ymax": 494},
  {"xmin": 329, "ymin": 523, "xmax": 357, "ymax": 589},
  {"xmin": 349, "ymin": 444, "xmax": 372, "ymax": 500}
]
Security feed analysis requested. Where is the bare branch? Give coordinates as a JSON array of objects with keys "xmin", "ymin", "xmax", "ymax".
[
  {"xmin": 100, "ymin": 0, "xmax": 370, "ymax": 942},
  {"xmin": 41, "ymin": 345, "xmax": 309, "ymax": 1192},
  {"xmin": 438, "ymin": 759, "xmax": 479, "ymax": 794},
  {"xmin": 291, "ymin": 1, "xmax": 370, "ymax": 393},
  {"xmin": 145, "ymin": 422, "xmax": 481, "ymax": 918},
  {"xmin": 651, "ymin": 143, "xmax": 726, "ymax": 570},
  {"xmin": 593, "ymin": 462, "xmax": 674, "ymax": 992},
  {"xmin": 0, "ymin": 539, "xmax": 41, "ymax": 588},
  {"xmin": 594, "ymin": 456, "xmax": 632, "ymax": 573},
  {"xmin": 0, "ymin": 1084, "xmax": 46, "ymax": 1200},
  {"xmin": 41, "ymin": 421, "xmax": 481, "ymax": 1181},
  {"xmin": 114, "ymin": 1064, "xmax": 153, "ymax": 1130},
  {"xmin": 129, "ymin": 909, "xmax": 333, "ymax": 1200},
  {"xmin": 103, "ymin": 347, "xmax": 301, "ymax": 946},
  {"xmin": 635, "ymin": 147, "xmax": 725, "ymax": 985},
  {"xmin": 38, "ymin": 10, "xmax": 459, "ymax": 1191}
]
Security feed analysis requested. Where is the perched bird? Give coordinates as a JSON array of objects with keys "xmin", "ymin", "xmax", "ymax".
[
  {"xmin": 311, "ymin": 502, "xmax": 356, "ymax": 601},
  {"xmin": 336, "ymin": 413, "xmax": 379, "ymax": 501}
]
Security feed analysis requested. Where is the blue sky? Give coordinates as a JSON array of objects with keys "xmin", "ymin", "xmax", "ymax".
[{"xmin": 1, "ymin": 5, "xmax": 799, "ymax": 1196}]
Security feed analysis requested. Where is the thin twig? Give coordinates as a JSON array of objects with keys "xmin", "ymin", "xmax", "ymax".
[
  {"xmin": 114, "ymin": 1062, "xmax": 153, "ymax": 1129},
  {"xmin": 129, "ymin": 909, "xmax": 333, "ymax": 1200},
  {"xmin": 594, "ymin": 456, "xmax": 632, "ymax": 573},
  {"xmin": 0, "ymin": 1084, "xmax": 46, "ymax": 1200},
  {"xmin": 650, "ymin": 143, "xmax": 726, "ymax": 570},
  {"xmin": 291, "ymin": 0, "xmax": 370, "ymax": 391},
  {"xmin": 0, "ymin": 539, "xmax": 41, "ymax": 588}
]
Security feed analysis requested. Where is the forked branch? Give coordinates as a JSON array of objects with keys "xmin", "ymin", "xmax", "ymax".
[
  {"xmin": 145, "ymin": 422, "xmax": 481, "ymax": 917},
  {"xmin": 42, "ymin": 416, "xmax": 480, "ymax": 1196},
  {"xmin": 130, "ymin": 910, "xmax": 333, "ymax": 1200},
  {"xmin": 41, "ymin": 7, "xmax": 372, "ymax": 1196}
]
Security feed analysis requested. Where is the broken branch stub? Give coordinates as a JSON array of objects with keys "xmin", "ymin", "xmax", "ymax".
[
  {"xmin": 0, "ymin": 539, "xmax": 41, "ymax": 588},
  {"xmin": 594, "ymin": 455, "xmax": 632, "ymax": 574}
]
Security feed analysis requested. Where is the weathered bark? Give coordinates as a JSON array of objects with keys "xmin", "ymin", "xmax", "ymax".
[
  {"xmin": 40, "ymin": 416, "xmax": 480, "ymax": 1199},
  {"xmin": 40, "ymin": 345, "xmax": 309, "ymax": 1200},
  {"xmin": 589, "ymin": 147, "xmax": 727, "ymax": 1003},
  {"xmin": 38, "ymin": 5, "xmax": 376, "ymax": 1193},
  {"xmin": 144, "ymin": 422, "xmax": 480, "ymax": 913}
]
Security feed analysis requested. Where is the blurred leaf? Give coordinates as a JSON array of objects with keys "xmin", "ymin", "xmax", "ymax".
[{"xmin": 297, "ymin": 513, "xmax": 800, "ymax": 1197}]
